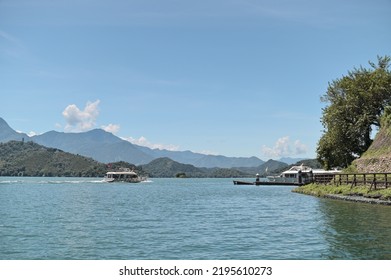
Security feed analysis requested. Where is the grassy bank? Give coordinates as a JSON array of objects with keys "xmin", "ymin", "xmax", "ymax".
[{"xmin": 293, "ymin": 183, "xmax": 391, "ymax": 201}]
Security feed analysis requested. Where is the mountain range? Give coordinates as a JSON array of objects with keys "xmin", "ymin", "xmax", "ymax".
[
  {"xmin": 0, "ymin": 141, "xmax": 272, "ymax": 178},
  {"xmin": 0, "ymin": 117, "xmax": 305, "ymax": 168}
]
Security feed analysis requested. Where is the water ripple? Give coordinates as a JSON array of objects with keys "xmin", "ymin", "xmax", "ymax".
[{"xmin": 1, "ymin": 178, "xmax": 391, "ymax": 259}]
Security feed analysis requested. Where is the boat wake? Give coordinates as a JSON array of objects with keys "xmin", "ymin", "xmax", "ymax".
[
  {"xmin": 0, "ymin": 180, "xmax": 24, "ymax": 184},
  {"xmin": 0, "ymin": 178, "xmax": 106, "ymax": 185},
  {"xmin": 45, "ymin": 179, "xmax": 106, "ymax": 184},
  {"xmin": 141, "ymin": 179, "xmax": 153, "ymax": 183}
]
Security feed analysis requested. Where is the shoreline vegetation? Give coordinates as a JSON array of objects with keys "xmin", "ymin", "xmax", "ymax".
[
  {"xmin": 293, "ymin": 184, "xmax": 391, "ymax": 206},
  {"xmin": 304, "ymin": 56, "xmax": 391, "ymax": 206}
]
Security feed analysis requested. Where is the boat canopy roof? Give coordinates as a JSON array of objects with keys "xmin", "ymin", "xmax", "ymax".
[
  {"xmin": 281, "ymin": 165, "xmax": 341, "ymax": 175},
  {"xmin": 282, "ymin": 165, "xmax": 312, "ymax": 174},
  {"xmin": 312, "ymin": 169, "xmax": 341, "ymax": 174},
  {"xmin": 106, "ymin": 168, "xmax": 138, "ymax": 176},
  {"xmin": 106, "ymin": 171, "xmax": 137, "ymax": 175}
]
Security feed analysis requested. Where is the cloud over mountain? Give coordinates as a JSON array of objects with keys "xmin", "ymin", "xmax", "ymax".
[
  {"xmin": 262, "ymin": 136, "xmax": 308, "ymax": 158},
  {"xmin": 122, "ymin": 136, "xmax": 180, "ymax": 151},
  {"xmin": 101, "ymin": 123, "xmax": 121, "ymax": 134},
  {"xmin": 62, "ymin": 100, "xmax": 101, "ymax": 132}
]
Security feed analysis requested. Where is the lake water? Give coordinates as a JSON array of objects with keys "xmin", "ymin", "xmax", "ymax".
[{"xmin": 1, "ymin": 177, "xmax": 391, "ymax": 260}]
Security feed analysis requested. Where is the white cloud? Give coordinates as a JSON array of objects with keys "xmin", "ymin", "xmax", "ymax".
[
  {"xmin": 27, "ymin": 131, "xmax": 39, "ymax": 137},
  {"xmin": 197, "ymin": 150, "xmax": 218, "ymax": 156},
  {"xmin": 262, "ymin": 136, "xmax": 291, "ymax": 158},
  {"xmin": 101, "ymin": 123, "xmax": 120, "ymax": 134},
  {"xmin": 262, "ymin": 136, "xmax": 308, "ymax": 158},
  {"xmin": 15, "ymin": 130, "xmax": 40, "ymax": 137},
  {"xmin": 294, "ymin": 139, "xmax": 308, "ymax": 155},
  {"xmin": 122, "ymin": 136, "xmax": 180, "ymax": 151},
  {"xmin": 62, "ymin": 100, "xmax": 100, "ymax": 132}
]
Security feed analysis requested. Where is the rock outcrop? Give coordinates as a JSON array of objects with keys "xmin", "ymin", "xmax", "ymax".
[{"xmin": 352, "ymin": 107, "xmax": 391, "ymax": 172}]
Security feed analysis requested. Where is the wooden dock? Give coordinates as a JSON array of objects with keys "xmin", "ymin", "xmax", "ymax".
[{"xmin": 235, "ymin": 172, "xmax": 391, "ymax": 189}]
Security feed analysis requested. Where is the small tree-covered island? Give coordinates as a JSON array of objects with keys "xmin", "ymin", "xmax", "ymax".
[{"xmin": 294, "ymin": 55, "xmax": 391, "ymax": 204}]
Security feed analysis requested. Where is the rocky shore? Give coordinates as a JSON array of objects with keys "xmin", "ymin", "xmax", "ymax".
[
  {"xmin": 324, "ymin": 194, "xmax": 391, "ymax": 206},
  {"xmin": 292, "ymin": 183, "xmax": 391, "ymax": 206}
]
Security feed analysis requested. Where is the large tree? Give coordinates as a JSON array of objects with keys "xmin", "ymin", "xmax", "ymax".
[{"xmin": 317, "ymin": 56, "xmax": 391, "ymax": 169}]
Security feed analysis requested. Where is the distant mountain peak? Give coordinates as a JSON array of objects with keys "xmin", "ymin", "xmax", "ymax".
[
  {"xmin": 0, "ymin": 117, "xmax": 28, "ymax": 143},
  {"xmin": 0, "ymin": 117, "xmax": 12, "ymax": 129}
]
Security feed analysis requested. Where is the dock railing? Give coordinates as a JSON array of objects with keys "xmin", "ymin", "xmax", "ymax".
[{"xmin": 314, "ymin": 173, "xmax": 391, "ymax": 190}]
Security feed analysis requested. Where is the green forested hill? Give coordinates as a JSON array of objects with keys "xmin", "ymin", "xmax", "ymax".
[
  {"xmin": 0, "ymin": 141, "xmax": 108, "ymax": 177},
  {"xmin": 141, "ymin": 157, "xmax": 206, "ymax": 178},
  {"xmin": 140, "ymin": 157, "xmax": 252, "ymax": 178}
]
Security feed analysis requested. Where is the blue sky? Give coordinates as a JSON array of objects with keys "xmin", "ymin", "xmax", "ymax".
[{"xmin": 1, "ymin": 0, "xmax": 390, "ymax": 160}]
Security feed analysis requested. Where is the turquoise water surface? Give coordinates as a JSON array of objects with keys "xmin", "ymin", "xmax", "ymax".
[{"xmin": 1, "ymin": 177, "xmax": 391, "ymax": 259}]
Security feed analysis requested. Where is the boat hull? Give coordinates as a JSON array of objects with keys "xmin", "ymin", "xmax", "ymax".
[
  {"xmin": 104, "ymin": 177, "xmax": 144, "ymax": 183},
  {"xmin": 234, "ymin": 180, "xmax": 304, "ymax": 186},
  {"xmin": 233, "ymin": 180, "xmax": 255, "ymax": 185}
]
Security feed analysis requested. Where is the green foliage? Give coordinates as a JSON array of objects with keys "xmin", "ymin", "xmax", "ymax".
[
  {"xmin": 343, "ymin": 163, "xmax": 359, "ymax": 173},
  {"xmin": 175, "ymin": 172, "xmax": 187, "ymax": 178},
  {"xmin": 317, "ymin": 56, "xmax": 391, "ymax": 169}
]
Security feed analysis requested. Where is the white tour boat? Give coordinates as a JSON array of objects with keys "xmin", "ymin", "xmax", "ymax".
[
  {"xmin": 104, "ymin": 168, "xmax": 146, "ymax": 183},
  {"xmin": 266, "ymin": 165, "xmax": 340, "ymax": 185}
]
